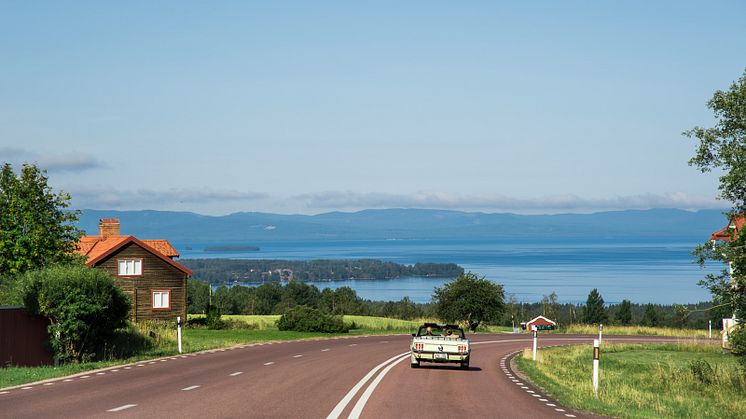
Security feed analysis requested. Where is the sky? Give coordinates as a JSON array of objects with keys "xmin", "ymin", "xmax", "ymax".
[{"xmin": 1, "ymin": 1, "xmax": 745, "ymax": 215}]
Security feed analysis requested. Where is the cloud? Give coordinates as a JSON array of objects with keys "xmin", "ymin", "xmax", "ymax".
[
  {"xmin": 0, "ymin": 147, "xmax": 104, "ymax": 173},
  {"xmin": 70, "ymin": 186, "xmax": 269, "ymax": 209},
  {"xmin": 296, "ymin": 191, "xmax": 725, "ymax": 212}
]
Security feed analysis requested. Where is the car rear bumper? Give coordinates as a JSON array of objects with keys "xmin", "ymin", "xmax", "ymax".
[{"xmin": 411, "ymin": 351, "xmax": 469, "ymax": 363}]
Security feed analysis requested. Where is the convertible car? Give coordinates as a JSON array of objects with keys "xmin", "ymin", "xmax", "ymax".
[{"xmin": 410, "ymin": 323, "xmax": 470, "ymax": 369}]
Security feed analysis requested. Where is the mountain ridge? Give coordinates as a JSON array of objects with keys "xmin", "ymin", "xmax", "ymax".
[{"xmin": 75, "ymin": 208, "xmax": 730, "ymax": 243}]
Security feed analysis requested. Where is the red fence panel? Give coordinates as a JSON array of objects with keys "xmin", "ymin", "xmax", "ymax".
[{"xmin": 0, "ymin": 307, "xmax": 54, "ymax": 367}]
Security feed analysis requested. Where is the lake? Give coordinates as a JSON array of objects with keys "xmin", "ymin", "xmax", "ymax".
[{"xmin": 176, "ymin": 238, "xmax": 720, "ymax": 305}]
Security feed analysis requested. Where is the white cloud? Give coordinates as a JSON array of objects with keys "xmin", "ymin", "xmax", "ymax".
[
  {"xmin": 295, "ymin": 191, "xmax": 725, "ymax": 212},
  {"xmin": 70, "ymin": 186, "xmax": 269, "ymax": 209},
  {"xmin": 0, "ymin": 147, "xmax": 104, "ymax": 172}
]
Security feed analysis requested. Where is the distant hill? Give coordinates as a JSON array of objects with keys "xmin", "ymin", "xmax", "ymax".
[{"xmin": 76, "ymin": 208, "xmax": 730, "ymax": 243}]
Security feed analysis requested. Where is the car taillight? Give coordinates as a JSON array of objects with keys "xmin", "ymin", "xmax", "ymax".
[
  {"xmin": 457, "ymin": 345, "xmax": 468, "ymax": 353},
  {"xmin": 414, "ymin": 343, "xmax": 424, "ymax": 351}
]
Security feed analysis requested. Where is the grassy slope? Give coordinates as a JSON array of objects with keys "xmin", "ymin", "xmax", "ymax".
[{"xmin": 516, "ymin": 343, "xmax": 746, "ymax": 418}]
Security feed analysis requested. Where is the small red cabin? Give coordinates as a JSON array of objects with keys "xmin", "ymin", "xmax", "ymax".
[{"xmin": 523, "ymin": 316, "xmax": 557, "ymax": 331}]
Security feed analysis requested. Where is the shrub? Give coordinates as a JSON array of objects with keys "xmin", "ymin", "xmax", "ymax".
[
  {"xmin": 21, "ymin": 265, "xmax": 130, "ymax": 363},
  {"xmin": 277, "ymin": 306, "xmax": 348, "ymax": 333}
]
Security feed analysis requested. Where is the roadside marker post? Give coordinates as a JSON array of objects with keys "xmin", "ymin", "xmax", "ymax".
[
  {"xmin": 598, "ymin": 323, "xmax": 603, "ymax": 344},
  {"xmin": 532, "ymin": 326, "xmax": 538, "ymax": 361},
  {"xmin": 592, "ymin": 339, "xmax": 600, "ymax": 396},
  {"xmin": 709, "ymin": 320, "xmax": 712, "ymax": 339},
  {"xmin": 177, "ymin": 316, "xmax": 183, "ymax": 354}
]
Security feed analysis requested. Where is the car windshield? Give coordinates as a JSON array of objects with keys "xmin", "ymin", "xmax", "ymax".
[{"xmin": 417, "ymin": 326, "xmax": 464, "ymax": 339}]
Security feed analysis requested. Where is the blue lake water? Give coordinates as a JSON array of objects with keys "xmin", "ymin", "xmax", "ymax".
[{"xmin": 176, "ymin": 239, "xmax": 720, "ymax": 305}]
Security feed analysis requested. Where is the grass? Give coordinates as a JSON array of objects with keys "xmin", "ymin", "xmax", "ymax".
[
  {"xmin": 516, "ymin": 343, "xmax": 746, "ymax": 418},
  {"xmin": 556, "ymin": 324, "xmax": 709, "ymax": 338}
]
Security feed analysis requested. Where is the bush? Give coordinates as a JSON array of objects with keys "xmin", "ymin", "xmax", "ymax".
[
  {"xmin": 277, "ymin": 306, "xmax": 348, "ymax": 333},
  {"xmin": 21, "ymin": 265, "xmax": 130, "ymax": 363}
]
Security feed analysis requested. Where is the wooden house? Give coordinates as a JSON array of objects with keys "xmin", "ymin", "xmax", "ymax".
[{"xmin": 76, "ymin": 219, "xmax": 191, "ymax": 322}]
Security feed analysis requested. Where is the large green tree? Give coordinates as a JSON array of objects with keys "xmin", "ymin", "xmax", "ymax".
[
  {"xmin": 0, "ymin": 163, "xmax": 83, "ymax": 275},
  {"xmin": 582, "ymin": 288, "xmax": 608, "ymax": 324},
  {"xmin": 615, "ymin": 299, "xmax": 633, "ymax": 325},
  {"xmin": 433, "ymin": 272, "xmax": 505, "ymax": 331},
  {"xmin": 686, "ymin": 68, "xmax": 746, "ymax": 363}
]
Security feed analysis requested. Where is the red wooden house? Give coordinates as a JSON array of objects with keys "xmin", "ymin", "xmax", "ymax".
[{"xmin": 76, "ymin": 219, "xmax": 191, "ymax": 322}]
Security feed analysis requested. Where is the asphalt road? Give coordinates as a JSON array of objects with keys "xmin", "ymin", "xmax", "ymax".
[{"xmin": 0, "ymin": 333, "xmax": 689, "ymax": 418}]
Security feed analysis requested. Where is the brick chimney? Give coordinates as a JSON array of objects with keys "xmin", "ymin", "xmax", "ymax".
[{"xmin": 99, "ymin": 219, "xmax": 121, "ymax": 238}]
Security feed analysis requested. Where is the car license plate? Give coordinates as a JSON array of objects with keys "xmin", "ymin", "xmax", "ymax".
[{"xmin": 434, "ymin": 353, "xmax": 447, "ymax": 360}]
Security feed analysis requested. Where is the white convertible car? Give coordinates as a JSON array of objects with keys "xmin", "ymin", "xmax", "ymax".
[{"xmin": 410, "ymin": 323, "xmax": 470, "ymax": 369}]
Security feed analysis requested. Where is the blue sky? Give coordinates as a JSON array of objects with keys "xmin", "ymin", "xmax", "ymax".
[{"xmin": 1, "ymin": 1, "xmax": 744, "ymax": 215}]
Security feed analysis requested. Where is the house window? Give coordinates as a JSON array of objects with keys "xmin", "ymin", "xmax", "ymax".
[
  {"xmin": 118, "ymin": 259, "xmax": 142, "ymax": 276},
  {"xmin": 152, "ymin": 290, "xmax": 170, "ymax": 310}
]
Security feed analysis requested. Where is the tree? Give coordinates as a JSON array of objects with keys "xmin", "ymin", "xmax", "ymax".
[
  {"xmin": 20, "ymin": 265, "xmax": 130, "ymax": 363},
  {"xmin": 187, "ymin": 279, "xmax": 211, "ymax": 314},
  {"xmin": 433, "ymin": 272, "xmax": 505, "ymax": 332},
  {"xmin": 582, "ymin": 289, "xmax": 608, "ymax": 324},
  {"xmin": 541, "ymin": 291, "xmax": 560, "ymax": 322},
  {"xmin": 686, "ymin": 68, "xmax": 746, "ymax": 365},
  {"xmin": 615, "ymin": 299, "xmax": 633, "ymax": 325},
  {"xmin": 0, "ymin": 163, "xmax": 83, "ymax": 275},
  {"xmin": 641, "ymin": 304, "xmax": 660, "ymax": 327}
]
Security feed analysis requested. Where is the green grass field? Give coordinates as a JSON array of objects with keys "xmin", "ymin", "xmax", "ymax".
[
  {"xmin": 556, "ymin": 324, "xmax": 709, "ymax": 338},
  {"xmin": 517, "ymin": 343, "xmax": 745, "ymax": 418}
]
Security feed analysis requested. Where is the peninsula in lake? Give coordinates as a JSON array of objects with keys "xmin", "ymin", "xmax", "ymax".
[{"xmin": 181, "ymin": 259, "xmax": 464, "ymax": 284}]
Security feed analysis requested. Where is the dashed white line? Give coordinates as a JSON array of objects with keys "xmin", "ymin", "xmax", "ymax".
[
  {"xmin": 546, "ymin": 403, "xmax": 556, "ymax": 407},
  {"xmin": 229, "ymin": 372, "xmax": 243, "ymax": 376},
  {"xmin": 539, "ymin": 399, "xmax": 548, "ymax": 402},
  {"xmin": 107, "ymin": 404, "xmax": 137, "ymax": 412},
  {"xmin": 321, "ymin": 348, "xmax": 330, "ymax": 352},
  {"xmin": 565, "ymin": 415, "xmax": 576, "ymax": 418},
  {"xmin": 96, "ymin": 372, "xmax": 106, "ymax": 375},
  {"xmin": 124, "ymin": 367, "xmax": 132, "ymax": 370},
  {"xmin": 348, "ymin": 344, "xmax": 358, "ymax": 347},
  {"xmin": 264, "ymin": 362, "xmax": 275, "ymax": 366},
  {"xmin": 63, "ymin": 379, "xmax": 73, "ymax": 382},
  {"xmin": 555, "ymin": 408, "xmax": 566, "ymax": 412},
  {"xmin": 136, "ymin": 364, "xmax": 145, "ymax": 367},
  {"xmin": 43, "ymin": 383, "xmax": 54, "ymax": 386},
  {"xmin": 531, "ymin": 394, "xmax": 541, "ymax": 398},
  {"xmin": 80, "ymin": 376, "xmax": 90, "ymax": 379},
  {"xmin": 181, "ymin": 385, "xmax": 200, "ymax": 391},
  {"xmin": 293, "ymin": 355, "xmax": 303, "ymax": 358},
  {"xmin": 526, "ymin": 390, "xmax": 535, "ymax": 393},
  {"xmin": 112, "ymin": 369, "xmax": 119, "ymax": 372},
  {"xmin": 148, "ymin": 362, "xmax": 156, "ymax": 365},
  {"xmin": 0, "ymin": 391, "xmax": 9, "ymax": 394}
]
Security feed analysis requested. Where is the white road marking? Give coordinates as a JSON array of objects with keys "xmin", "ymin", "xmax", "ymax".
[
  {"xmin": 181, "ymin": 385, "xmax": 200, "ymax": 391},
  {"xmin": 148, "ymin": 362, "xmax": 156, "ymax": 364},
  {"xmin": 97, "ymin": 372, "xmax": 106, "ymax": 375},
  {"xmin": 63, "ymin": 379, "xmax": 73, "ymax": 382},
  {"xmin": 531, "ymin": 394, "xmax": 541, "ymax": 397},
  {"xmin": 555, "ymin": 408, "xmax": 566, "ymax": 412},
  {"xmin": 0, "ymin": 391, "xmax": 8, "ymax": 394},
  {"xmin": 539, "ymin": 399, "xmax": 548, "ymax": 402},
  {"xmin": 565, "ymin": 415, "xmax": 576, "ymax": 418},
  {"xmin": 264, "ymin": 362, "xmax": 275, "ymax": 366},
  {"xmin": 21, "ymin": 387, "xmax": 32, "ymax": 390},
  {"xmin": 229, "ymin": 372, "xmax": 243, "ymax": 376},
  {"xmin": 43, "ymin": 383, "xmax": 54, "ymax": 386},
  {"xmin": 347, "ymin": 354, "xmax": 410, "ymax": 419},
  {"xmin": 293, "ymin": 355, "xmax": 303, "ymax": 358},
  {"xmin": 107, "ymin": 404, "xmax": 137, "ymax": 412},
  {"xmin": 80, "ymin": 376, "xmax": 90, "ymax": 379},
  {"xmin": 112, "ymin": 370, "xmax": 119, "ymax": 372},
  {"xmin": 321, "ymin": 348, "xmax": 330, "ymax": 352},
  {"xmin": 526, "ymin": 390, "xmax": 534, "ymax": 393},
  {"xmin": 348, "ymin": 344, "xmax": 357, "ymax": 347},
  {"xmin": 546, "ymin": 403, "xmax": 556, "ymax": 407},
  {"xmin": 124, "ymin": 367, "xmax": 131, "ymax": 370},
  {"xmin": 160, "ymin": 359, "xmax": 167, "ymax": 362},
  {"xmin": 326, "ymin": 352, "xmax": 409, "ymax": 419},
  {"xmin": 136, "ymin": 364, "xmax": 144, "ymax": 367}
]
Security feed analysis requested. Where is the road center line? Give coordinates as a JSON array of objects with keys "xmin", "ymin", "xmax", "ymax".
[
  {"xmin": 229, "ymin": 372, "xmax": 243, "ymax": 376},
  {"xmin": 293, "ymin": 355, "xmax": 303, "ymax": 358},
  {"xmin": 107, "ymin": 404, "xmax": 137, "ymax": 412},
  {"xmin": 348, "ymin": 354, "xmax": 410, "ymax": 419},
  {"xmin": 321, "ymin": 348, "xmax": 330, "ymax": 352},
  {"xmin": 264, "ymin": 362, "xmax": 275, "ymax": 366},
  {"xmin": 181, "ymin": 385, "xmax": 200, "ymax": 391},
  {"xmin": 326, "ymin": 352, "xmax": 409, "ymax": 419}
]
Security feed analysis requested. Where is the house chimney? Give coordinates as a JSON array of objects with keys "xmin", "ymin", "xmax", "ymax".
[{"xmin": 99, "ymin": 219, "xmax": 121, "ymax": 238}]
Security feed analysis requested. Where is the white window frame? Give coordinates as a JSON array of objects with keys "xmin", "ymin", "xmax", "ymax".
[
  {"xmin": 152, "ymin": 290, "xmax": 171, "ymax": 310},
  {"xmin": 117, "ymin": 258, "xmax": 142, "ymax": 276}
]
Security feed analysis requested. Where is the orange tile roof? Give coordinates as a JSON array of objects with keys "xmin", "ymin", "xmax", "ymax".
[
  {"xmin": 75, "ymin": 235, "xmax": 191, "ymax": 276},
  {"xmin": 710, "ymin": 215, "xmax": 745, "ymax": 242},
  {"xmin": 142, "ymin": 240, "xmax": 179, "ymax": 258}
]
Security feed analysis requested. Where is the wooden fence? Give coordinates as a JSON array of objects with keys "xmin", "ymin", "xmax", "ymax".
[{"xmin": 0, "ymin": 307, "xmax": 54, "ymax": 367}]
